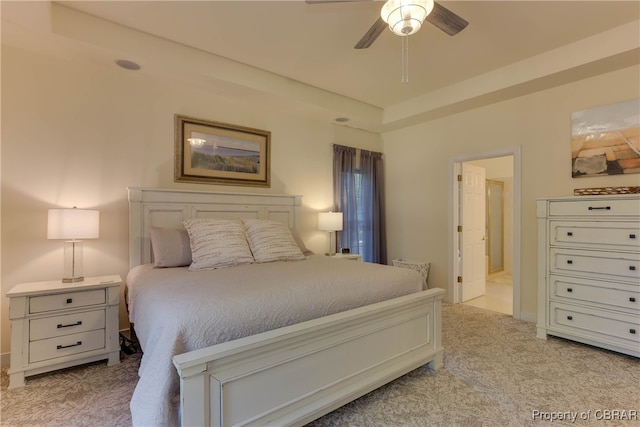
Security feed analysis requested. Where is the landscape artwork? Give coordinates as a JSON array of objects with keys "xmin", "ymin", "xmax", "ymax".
[
  {"xmin": 175, "ymin": 115, "xmax": 270, "ymax": 187},
  {"xmin": 571, "ymin": 98, "xmax": 640, "ymax": 178}
]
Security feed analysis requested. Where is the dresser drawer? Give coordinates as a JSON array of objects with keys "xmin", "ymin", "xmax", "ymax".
[
  {"xmin": 550, "ymin": 274, "xmax": 639, "ymax": 312},
  {"xmin": 550, "ymin": 248, "xmax": 640, "ymax": 281},
  {"xmin": 30, "ymin": 310, "xmax": 105, "ymax": 341},
  {"xmin": 549, "ymin": 199, "xmax": 640, "ymax": 217},
  {"xmin": 30, "ymin": 289, "xmax": 105, "ymax": 314},
  {"xmin": 29, "ymin": 329, "xmax": 105, "ymax": 364},
  {"xmin": 550, "ymin": 302, "xmax": 639, "ymax": 344},
  {"xmin": 549, "ymin": 221, "xmax": 640, "ymax": 250}
]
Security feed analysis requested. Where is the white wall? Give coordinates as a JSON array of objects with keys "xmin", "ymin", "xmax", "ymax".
[
  {"xmin": 0, "ymin": 45, "xmax": 382, "ymax": 357},
  {"xmin": 383, "ymin": 65, "xmax": 640, "ymax": 319}
]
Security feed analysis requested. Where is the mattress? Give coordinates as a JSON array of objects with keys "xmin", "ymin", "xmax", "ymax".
[{"xmin": 127, "ymin": 255, "xmax": 425, "ymax": 426}]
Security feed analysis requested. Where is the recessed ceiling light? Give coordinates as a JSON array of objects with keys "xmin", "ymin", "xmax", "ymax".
[
  {"xmin": 335, "ymin": 117, "xmax": 349, "ymax": 123},
  {"xmin": 115, "ymin": 59, "xmax": 141, "ymax": 71}
]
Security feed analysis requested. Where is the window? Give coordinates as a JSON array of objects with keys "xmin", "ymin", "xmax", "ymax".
[{"xmin": 333, "ymin": 145, "xmax": 387, "ymax": 264}]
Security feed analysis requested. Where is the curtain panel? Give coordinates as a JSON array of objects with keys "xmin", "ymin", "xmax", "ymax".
[{"xmin": 332, "ymin": 144, "xmax": 387, "ymax": 264}]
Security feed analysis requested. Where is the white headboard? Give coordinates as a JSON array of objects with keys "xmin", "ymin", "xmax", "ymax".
[{"xmin": 128, "ymin": 187, "xmax": 302, "ymax": 268}]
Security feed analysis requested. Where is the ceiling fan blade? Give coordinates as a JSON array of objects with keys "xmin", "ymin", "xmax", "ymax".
[
  {"xmin": 427, "ymin": 2, "xmax": 469, "ymax": 36},
  {"xmin": 354, "ymin": 17, "xmax": 387, "ymax": 49}
]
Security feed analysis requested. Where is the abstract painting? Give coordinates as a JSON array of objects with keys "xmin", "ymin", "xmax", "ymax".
[{"xmin": 571, "ymin": 98, "xmax": 640, "ymax": 177}]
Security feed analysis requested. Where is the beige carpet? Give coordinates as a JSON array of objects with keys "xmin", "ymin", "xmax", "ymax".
[{"xmin": 2, "ymin": 304, "xmax": 638, "ymax": 426}]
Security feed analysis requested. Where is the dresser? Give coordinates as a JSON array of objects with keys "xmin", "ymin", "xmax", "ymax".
[
  {"xmin": 7, "ymin": 275, "xmax": 121, "ymax": 388},
  {"xmin": 536, "ymin": 195, "xmax": 640, "ymax": 357}
]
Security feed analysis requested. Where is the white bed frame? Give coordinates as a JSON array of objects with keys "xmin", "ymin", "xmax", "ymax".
[{"xmin": 128, "ymin": 187, "xmax": 445, "ymax": 427}]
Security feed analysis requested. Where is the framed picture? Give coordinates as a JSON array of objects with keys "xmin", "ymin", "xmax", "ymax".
[
  {"xmin": 571, "ymin": 98, "xmax": 640, "ymax": 178},
  {"xmin": 175, "ymin": 115, "xmax": 270, "ymax": 187}
]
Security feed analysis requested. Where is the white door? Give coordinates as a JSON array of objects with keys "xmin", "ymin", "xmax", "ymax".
[{"xmin": 461, "ymin": 163, "xmax": 486, "ymax": 302}]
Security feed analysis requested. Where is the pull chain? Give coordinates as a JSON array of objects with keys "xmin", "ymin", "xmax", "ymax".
[{"xmin": 401, "ymin": 35, "xmax": 409, "ymax": 84}]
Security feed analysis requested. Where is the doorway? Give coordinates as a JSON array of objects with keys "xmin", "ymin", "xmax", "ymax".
[{"xmin": 448, "ymin": 147, "xmax": 521, "ymax": 319}]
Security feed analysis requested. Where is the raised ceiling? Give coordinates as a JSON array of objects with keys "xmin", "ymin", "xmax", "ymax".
[{"xmin": 3, "ymin": 1, "xmax": 640, "ymax": 131}]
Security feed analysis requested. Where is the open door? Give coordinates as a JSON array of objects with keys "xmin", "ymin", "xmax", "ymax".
[{"xmin": 460, "ymin": 163, "xmax": 486, "ymax": 302}]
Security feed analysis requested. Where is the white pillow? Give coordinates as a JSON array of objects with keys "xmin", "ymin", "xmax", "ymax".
[
  {"xmin": 183, "ymin": 218, "xmax": 254, "ymax": 271},
  {"xmin": 149, "ymin": 227, "xmax": 192, "ymax": 268},
  {"xmin": 243, "ymin": 219, "xmax": 305, "ymax": 263}
]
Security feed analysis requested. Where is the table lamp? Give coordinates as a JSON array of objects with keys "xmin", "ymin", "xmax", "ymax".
[
  {"xmin": 318, "ymin": 211, "xmax": 343, "ymax": 256},
  {"xmin": 48, "ymin": 207, "xmax": 99, "ymax": 283}
]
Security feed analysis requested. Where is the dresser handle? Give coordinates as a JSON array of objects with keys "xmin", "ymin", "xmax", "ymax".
[
  {"xmin": 57, "ymin": 321, "xmax": 82, "ymax": 329},
  {"xmin": 588, "ymin": 206, "xmax": 611, "ymax": 211},
  {"xmin": 66, "ymin": 298, "xmax": 73, "ymax": 304},
  {"xmin": 630, "ymin": 297, "xmax": 637, "ymax": 303},
  {"xmin": 631, "ymin": 266, "xmax": 637, "ymax": 271},
  {"xmin": 57, "ymin": 341, "xmax": 82, "ymax": 350},
  {"xmin": 566, "ymin": 288, "xmax": 573, "ymax": 293},
  {"xmin": 567, "ymin": 315, "xmax": 573, "ymax": 320},
  {"xmin": 567, "ymin": 260, "xmax": 573, "ymax": 265},
  {"xmin": 631, "ymin": 234, "xmax": 637, "ymax": 239},
  {"xmin": 631, "ymin": 329, "xmax": 637, "ymax": 335},
  {"xmin": 567, "ymin": 232, "xmax": 573, "ymax": 236}
]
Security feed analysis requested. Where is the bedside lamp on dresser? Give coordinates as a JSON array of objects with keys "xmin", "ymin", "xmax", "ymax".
[
  {"xmin": 6, "ymin": 207, "xmax": 121, "ymax": 389},
  {"xmin": 47, "ymin": 207, "xmax": 99, "ymax": 283}
]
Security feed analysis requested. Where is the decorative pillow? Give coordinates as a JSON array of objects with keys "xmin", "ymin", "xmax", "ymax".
[
  {"xmin": 149, "ymin": 227, "xmax": 192, "ymax": 268},
  {"xmin": 183, "ymin": 218, "xmax": 254, "ymax": 271},
  {"xmin": 243, "ymin": 219, "xmax": 306, "ymax": 263}
]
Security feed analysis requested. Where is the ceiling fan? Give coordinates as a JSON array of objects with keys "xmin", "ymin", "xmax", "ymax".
[{"xmin": 306, "ymin": 0, "xmax": 468, "ymax": 49}]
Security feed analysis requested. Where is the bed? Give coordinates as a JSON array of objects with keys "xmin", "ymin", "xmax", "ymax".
[{"xmin": 127, "ymin": 187, "xmax": 444, "ymax": 427}]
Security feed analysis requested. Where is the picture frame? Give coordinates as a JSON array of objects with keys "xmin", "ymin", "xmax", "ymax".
[
  {"xmin": 175, "ymin": 115, "xmax": 270, "ymax": 187},
  {"xmin": 571, "ymin": 98, "xmax": 640, "ymax": 178}
]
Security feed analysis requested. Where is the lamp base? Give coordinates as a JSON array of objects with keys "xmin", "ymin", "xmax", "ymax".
[{"xmin": 62, "ymin": 240, "xmax": 84, "ymax": 284}]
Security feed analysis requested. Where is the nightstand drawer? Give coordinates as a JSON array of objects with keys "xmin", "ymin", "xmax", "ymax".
[
  {"xmin": 30, "ymin": 310, "xmax": 105, "ymax": 341},
  {"xmin": 30, "ymin": 289, "xmax": 105, "ymax": 314},
  {"xmin": 29, "ymin": 329, "xmax": 105, "ymax": 363}
]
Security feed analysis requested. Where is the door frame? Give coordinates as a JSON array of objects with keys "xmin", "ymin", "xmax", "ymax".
[{"xmin": 448, "ymin": 146, "xmax": 522, "ymax": 319}]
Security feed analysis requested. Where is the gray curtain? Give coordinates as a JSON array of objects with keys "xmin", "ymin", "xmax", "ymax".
[{"xmin": 333, "ymin": 144, "xmax": 387, "ymax": 264}]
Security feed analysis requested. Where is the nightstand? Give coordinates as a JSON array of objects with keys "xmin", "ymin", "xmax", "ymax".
[
  {"xmin": 7, "ymin": 275, "xmax": 122, "ymax": 389},
  {"xmin": 330, "ymin": 253, "xmax": 362, "ymax": 261}
]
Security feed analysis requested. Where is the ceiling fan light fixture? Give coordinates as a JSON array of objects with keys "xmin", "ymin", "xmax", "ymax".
[{"xmin": 381, "ymin": 0, "xmax": 434, "ymax": 36}]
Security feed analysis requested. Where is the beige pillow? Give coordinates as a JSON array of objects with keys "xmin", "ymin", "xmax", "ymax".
[
  {"xmin": 243, "ymin": 219, "xmax": 306, "ymax": 263},
  {"xmin": 183, "ymin": 218, "xmax": 254, "ymax": 271},
  {"xmin": 149, "ymin": 227, "xmax": 192, "ymax": 267}
]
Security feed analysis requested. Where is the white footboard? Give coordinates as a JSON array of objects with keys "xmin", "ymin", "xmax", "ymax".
[{"xmin": 173, "ymin": 288, "xmax": 445, "ymax": 427}]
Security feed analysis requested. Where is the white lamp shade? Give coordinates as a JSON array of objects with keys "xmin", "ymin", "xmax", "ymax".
[
  {"xmin": 48, "ymin": 208, "xmax": 100, "ymax": 240},
  {"xmin": 318, "ymin": 212, "xmax": 343, "ymax": 232},
  {"xmin": 381, "ymin": 0, "xmax": 434, "ymax": 36}
]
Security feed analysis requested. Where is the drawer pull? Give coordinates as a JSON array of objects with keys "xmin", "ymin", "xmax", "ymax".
[
  {"xmin": 630, "ymin": 266, "xmax": 637, "ymax": 271},
  {"xmin": 567, "ymin": 260, "xmax": 573, "ymax": 265},
  {"xmin": 588, "ymin": 206, "xmax": 611, "ymax": 211},
  {"xmin": 631, "ymin": 234, "xmax": 637, "ymax": 239},
  {"xmin": 567, "ymin": 288, "xmax": 573, "ymax": 293},
  {"xmin": 630, "ymin": 297, "xmax": 637, "ymax": 303},
  {"xmin": 567, "ymin": 232, "xmax": 573, "ymax": 236},
  {"xmin": 66, "ymin": 298, "xmax": 73, "ymax": 304},
  {"xmin": 57, "ymin": 341, "xmax": 82, "ymax": 350},
  {"xmin": 567, "ymin": 315, "xmax": 573, "ymax": 320},
  {"xmin": 57, "ymin": 321, "xmax": 82, "ymax": 329},
  {"xmin": 631, "ymin": 329, "xmax": 637, "ymax": 335}
]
